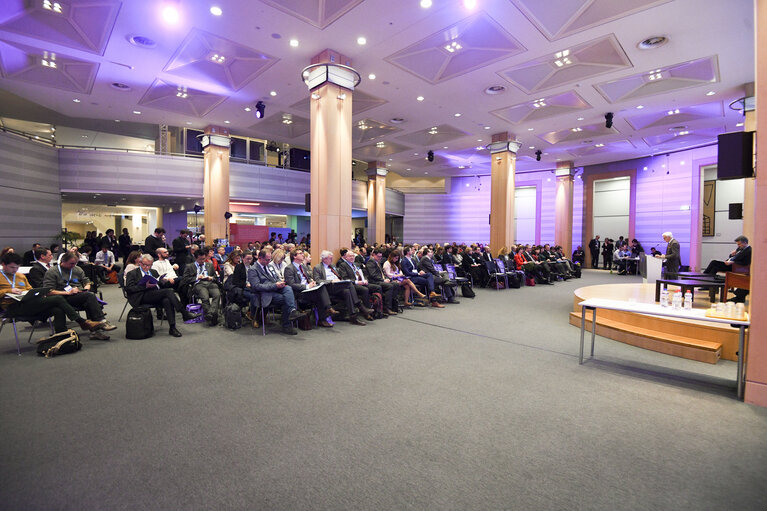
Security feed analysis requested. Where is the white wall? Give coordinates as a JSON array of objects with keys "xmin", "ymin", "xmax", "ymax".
[
  {"xmin": 514, "ymin": 186, "xmax": 536, "ymax": 245},
  {"xmin": 593, "ymin": 177, "xmax": 630, "ymax": 242},
  {"xmin": 701, "ymin": 167, "xmax": 744, "ymax": 267}
]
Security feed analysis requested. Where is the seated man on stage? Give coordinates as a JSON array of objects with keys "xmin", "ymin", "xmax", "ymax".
[
  {"xmin": 283, "ymin": 248, "xmax": 337, "ymax": 327},
  {"xmin": 125, "ymin": 254, "xmax": 200, "ymax": 337},
  {"xmin": 42, "ymin": 252, "xmax": 116, "ymax": 340},
  {"xmin": 312, "ymin": 250, "xmax": 371, "ymax": 325},
  {"xmin": 704, "ymin": 235, "xmax": 751, "ymax": 276}
]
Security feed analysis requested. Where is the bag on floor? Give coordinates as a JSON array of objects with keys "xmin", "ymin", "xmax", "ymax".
[
  {"xmin": 461, "ymin": 283, "xmax": 475, "ymax": 298},
  {"xmin": 36, "ymin": 329, "xmax": 81, "ymax": 358},
  {"xmin": 224, "ymin": 303, "xmax": 242, "ymax": 330},
  {"xmin": 126, "ymin": 307, "xmax": 154, "ymax": 339},
  {"xmin": 370, "ymin": 292, "xmax": 384, "ymax": 315},
  {"xmin": 105, "ymin": 270, "xmax": 118, "ymax": 285},
  {"xmin": 572, "ymin": 265, "xmax": 582, "ymax": 278},
  {"xmin": 508, "ymin": 272, "xmax": 522, "ymax": 289},
  {"xmin": 297, "ymin": 312, "xmax": 312, "ymax": 331},
  {"xmin": 525, "ymin": 276, "xmax": 536, "ymax": 287}
]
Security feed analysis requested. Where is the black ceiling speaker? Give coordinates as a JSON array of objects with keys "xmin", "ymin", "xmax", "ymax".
[
  {"xmin": 605, "ymin": 112, "xmax": 614, "ymax": 129},
  {"xmin": 427, "ymin": 150, "xmax": 434, "ymax": 162},
  {"xmin": 535, "ymin": 150, "xmax": 542, "ymax": 161},
  {"xmin": 717, "ymin": 131, "xmax": 754, "ymax": 180}
]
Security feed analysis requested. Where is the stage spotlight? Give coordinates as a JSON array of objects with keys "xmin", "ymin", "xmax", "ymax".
[
  {"xmin": 193, "ymin": 204, "xmax": 202, "ymax": 213},
  {"xmin": 224, "ymin": 211, "xmax": 233, "ymax": 220},
  {"xmin": 255, "ymin": 101, "xmax": 265, "ymax": 119},
  {"xmin": 605, "ymin": 112, "xmax": 614, "ymax": 129},
  {"xmin": 427, "ymin": 150, "xmax": 434, "ymax": 162},
  {"xmin": 535, "ymin": 150, "xmax": 542, "ymax": 161}
]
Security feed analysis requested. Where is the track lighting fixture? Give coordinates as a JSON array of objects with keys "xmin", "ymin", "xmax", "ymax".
[
  {"xmin": 427, "ymin": 150, "xmax": 434, "ymax": 162},
  {"xmin": 535, "ymin": 150, "xmax": 542, "ymax": 161},
  {"xmin": 605, "ymin": 112, "xmax": 614, "ymax": 129},
  {"xmin": 255, "ymin": 101, "xmax": 265, "ymax": 119}
]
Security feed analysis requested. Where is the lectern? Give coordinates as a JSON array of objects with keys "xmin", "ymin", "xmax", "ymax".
[{"xmin": 640, "ymin": 253, "xmax": 663, "ymax": 284}]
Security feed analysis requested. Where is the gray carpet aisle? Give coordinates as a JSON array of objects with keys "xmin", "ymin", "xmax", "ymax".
[{"xmin": 1, "ymin": 270, "xmax": 766, "ymax": 510}]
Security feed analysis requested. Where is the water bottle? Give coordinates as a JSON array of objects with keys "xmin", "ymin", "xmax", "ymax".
[
  {"xmin": 660, "ymin": 288, "xmax": 669, "ymax": 307},
  {"xmin": 672, "ymin": 291, "xmax": 682, "ymax": 310},
  {"xmin": 684, "ymin": 290, "xmax": 693, "ymax": 311}
]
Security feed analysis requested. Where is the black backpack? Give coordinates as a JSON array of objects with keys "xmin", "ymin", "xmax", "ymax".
[
  {"xmin": 37, "ymin": 329, "xmax": 82, "ymax": 357},
  {"xmin": 126, "ymin": 307, "xmax": 154, "ymax": 339},
  {"xmin": 224, "ymin": 303, "xmax": 242, "ymax": 330},
  {"xmin": 508, "ymin": 272, "xmax": 523, "ymax": 289},
  {"xmin": 461, "ymin": 283, "xmax": 475, "ymax": 298}
]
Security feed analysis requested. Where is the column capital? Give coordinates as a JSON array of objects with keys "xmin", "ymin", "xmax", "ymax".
[
  {"xmin": 366, "ymin": 161, "xmax": 388, "ymax": 178},
  {"xmin": 200, "ymin": 125, "xmax": 231, "ymax": 149},
  {"xmin": 491, "ymin": 131, "xmax": 516, "ymax": 143},
  {"xmin": 555, "ymin": 160, "xmax": 575, "ymax": 177},
  {"xmin": 488, "ymin": 140, "xmax": 521, "ymax": 154},
  {"xmin": 302, "ymin": 49, "xmax": 360, "ymax": 91}
]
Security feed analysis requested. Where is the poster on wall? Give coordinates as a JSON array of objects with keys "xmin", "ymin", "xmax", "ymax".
[{"xmin": 702, "ymin": 180, "xmax": 716, "ymax": 237}]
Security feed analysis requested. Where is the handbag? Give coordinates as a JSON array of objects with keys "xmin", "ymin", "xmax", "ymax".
[{"xmin": 37, "ymin": 329, "xmax": 82, "ymax": 357}]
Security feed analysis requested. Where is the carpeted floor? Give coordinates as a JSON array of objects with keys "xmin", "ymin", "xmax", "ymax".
[{"xmin": 1, "ymin": 270, "xmax": 766, "ymax": 510}]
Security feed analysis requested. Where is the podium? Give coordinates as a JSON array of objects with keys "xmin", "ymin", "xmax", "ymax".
[{"xmin": 640, "ymin": 253, "xmax": 663, "ymax": 284}]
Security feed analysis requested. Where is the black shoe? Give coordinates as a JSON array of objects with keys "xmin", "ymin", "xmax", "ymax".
[
  {"xmin": 208, "ymin": 314, "xmax": 218, "ymax": 326},
  {"xmin": 288, "ymin": 309, "xmax": 305, "ymax": 322},
  {"xmin": 182, "ymin": 311, "xmax": 201, "ymax": 322},
  {"xmin": 169, "ymin": 326, "xmax": 182, "ymax": 337},
  {"xmin": 281, "ymin": 325, "xmax": 297, "ymax": 335},
  {"xmin": 447, "ymin": 298, "xmax": 460, "ymax": 304},
  {"xmin": 349, "ymin": 315, "xmax": 367, "ymax": 326},
  {"xmin": 89, "ymin": 330, "xmax": 110, "ymax": 341}
]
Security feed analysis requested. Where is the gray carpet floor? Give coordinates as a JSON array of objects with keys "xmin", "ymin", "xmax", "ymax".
[{"xmin": 1, "ymin": 270, "xmax": 766, "ymax": 510}]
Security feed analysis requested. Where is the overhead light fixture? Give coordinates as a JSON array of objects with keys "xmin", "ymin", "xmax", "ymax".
[
  {"xmin": 133, "ymin": 110, "xmax": 141, "ymax": 114},
  {"xmin": 244, "ymin": 107, "xmax": 251, "ymax": 112},
  {"xmin": 577, "ymin": 117, "xmax": 584, "ymax": 121},
  {"xmin": 420, "ymin": 0, "xmax": 432, "ymax": 7},
  {"xmin": 254, "ymin": 101, "xmax": 265, "ymax": 118},
  {"xmin": 357, "ymin": 36, "xmax": 367, "ymax": 45},
  {"xmin": 43, "ymin": 0, "xmax": 63, "ymax": 13},
  {"xmin": 428, "ymin": 127, "xmax": 438, "ymax": 135},
  {"xmin": 553, "ymin": 49, "xmax": 572, "ymax": 67},
  {"xmin": 210, "ymin": 53, "xmax": 225, "ymax": 64},
  {"xmin": 463, "ymin": 0, "xmax": 477, "ymax": 9},
  {"xmin": 210, "ymin": 6, "xmax": 222, "ymax": 16},
  {"xmin": 444, "ymin": 41, "xmax": 463, "ymax": 53},
  {"xmin": 571, "ymin": 127, "xmax": 582, "ymax": 132},
  {"xmin": 458, "ymin": 165, "xmax": 465, "ymax": 169},
  {"xmin": 648, "ymin": 71, "xmax": 662, "ymax": 81},
  {"xmin": 527, "ymin": 128, "xmax": 534, "ymax": 131},
  {"xmin": 281, "ymin": 114, "xmax": 293, "ymax": 125},
  {"xmin": 41, "ymin": 51, "xmax": 57, "ymax": 69},
  {"xmin": 311, "ymin": 92, "xmax": 320, "ymax": 100},
  {"xmin": 736, "ymin": 122, "xmax": 744, "ymax": 127},
  {"xmin": 454, "ymin": 113, "xmax": 461, "ymax": 117},
  {"xmin": 416, "ymin": 96, "xmax": 424, "ymax": 101},
  {"xmin": 532, "ymin": 98, "xmax": 546, "ymax": 108},
  {"xmin": 224, "ymin": 120, "xmax": 230, "ymax": 124},
  {"xmin": 706, "ymin": 91, "xmax": 716, "ymax": 96},
  {"xmin": 161, "ymin": 1, "xmax": 180, "ymax": 24},
  {"xmin": 270, "ymin": 91, "xmax": 277, "ymax": 96},
  {"xmin": 636, "ymin": 105, "xmax": 644, "ymax": 109},
  {"xmin": 595, "ymin": 143, "xmax": 605, "ymax": 148},
  {"xmin": 376, "ymin": 141, "xmax": 385, "ymax": 148},
  {"xmin": 289, "ymin": 39, "xmax": 299, "ymax": 47},
  {"xmin": 475, "ymin": 146, "xmax": 483, "ymax": 150},
  {"xmin": 637, "ymin": 35, "xmax": 668, "ymax": 50},
  {"xmin": 528, "ymin": 146, "xmax": 534, "ymax": 149},
  {"xmin": 535, "ymin": 150, "xmax": 542, "ymax": 161},
  {"xmin": 72, "ymin": 98, "xmax": 81, "ymax": 103},
  {"xmin": 484, "ymin": 126, "xmax": 490, "ymax": 130},
  {"xmin": 667, "ymin": 108, "xmax": 680, "ymax": 115},
  {"xmin": 368, "ymin": 73, "xmax": 376, "ymax": 80},
  {"xmin": 176, "ymin": 86, "xmax": 188, "ymax": 98},
  {"xmin": 605, "ymin": 112, "xmax": 614, "ymax": 128}
]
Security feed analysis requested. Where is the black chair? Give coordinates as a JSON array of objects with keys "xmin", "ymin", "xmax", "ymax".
[
  {"xmin": 0, "ymin": 310, "xmax": 54, "ymax": 356},
  {"xmin": 117, "ymin": 270, "xmax": 164, "ymax": 326},
  {"xmin": 484, "ymin": 260, "xmax": 506, "ymax": 289}
]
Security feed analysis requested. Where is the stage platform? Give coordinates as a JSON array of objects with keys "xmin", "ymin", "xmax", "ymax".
[{"xmin": 570, "ymin": 283, "xmax": 744, "ymax": 364}]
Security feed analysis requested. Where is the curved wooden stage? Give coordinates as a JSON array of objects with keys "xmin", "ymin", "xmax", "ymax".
[{"xmin": 570, "ymin": 284, "xmax": 744, "ymax": 364}]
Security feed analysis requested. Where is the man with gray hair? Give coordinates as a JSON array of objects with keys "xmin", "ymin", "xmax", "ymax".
[
  {"xmin": 704, "ymin": 235, "xmax": 751, "ymax": 275},
  {"xmin": 312, "ymin": 250, "xmax": 372, "ymax": 326},
  {"xmin": 655, "ymin": 231, "xmax": 680, "ymax": 277}
]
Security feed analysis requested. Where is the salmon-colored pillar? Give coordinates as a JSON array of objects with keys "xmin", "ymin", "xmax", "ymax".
[
  {"xmin": 202, "ymin": 125, "xmax": 231, "ymax": 241},
  {"xmin": 488, "ymin": 133, "xmax": 521, "ymax": 255},
  {"xmin": 303, "ymin": 50, "xmax": 358, "ymax": 262},
  {"xmin": 366, "ymin": 161, "xmax": 387, "ymax": 245},
  {"xmin": 745, "ymin": 0, "xmax": 767, "ymax": 406},
  {"xmin": 555, "ymin": 161, "xmax": 575, "ymax": 258}
]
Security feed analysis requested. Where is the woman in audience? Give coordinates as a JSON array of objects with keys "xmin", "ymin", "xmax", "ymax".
[
  {"xmin": 123, "ymin": 251, "xmax": 143, "ymax": 284},
  {"xmin": 383, "ymin": 250, "xmax": 427, "ymax": 307},
  {"xmin": 268, "ymin": 248, "xmax": 288, "ymax": 279},
  {"xmin": 222, "ymin": 250, "xmax": 241, "ymax": 286},
  {"xmin": 1, "ymin": 247, "xmax": 13, "ymax": 260}
]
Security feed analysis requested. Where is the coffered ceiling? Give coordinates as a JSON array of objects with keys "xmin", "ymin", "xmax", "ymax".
[{"xmin": 0, "ymin": 0, "xmax": 754, "ymax": 178}]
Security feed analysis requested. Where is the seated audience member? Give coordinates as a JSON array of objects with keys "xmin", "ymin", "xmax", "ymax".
[
  {"xmin": 144, "ymin": 227, "xmax": 166, "ymax": 257},
  {"xmin": 42, "ymin": 252, "xmax": 116, "ymax": 339},
  {"xmin": 49, "ymin": 243, "xmax": 62, "ymax": 261},
  {"xmin": 518, "ymin": 246, "xmax": 551, "ymax": 284},
  {"xmin": 613, "ymin": 244, "xmax": 633, "ymax": 275},
  {"xmin": 221, "ymin": 250, "xmax": 241, "ymax": 286},
  {"xmin": 152, "ymin": 247, "xmax": 179, "ymax": 290},
  {"xmin": 461, "ymin": 245, "xmax": 486, "ymax": 287},
  {"xmin": 312, "ymin": 250, "xmax": 371, "ymax": 325},
  {"xmin": 28, "ymin": 248, "xmax": 54, "ymax": 288},
  {"xmin": 418, "ymin": 247, "xmax": 459, "ymax": 304},
  {"xmin": 572, "ymin": 246, "xmax": 585, "ymax": 266},
  {"xmin": 337, "ymin": 248, "xmax": 380, "ymax": 311},
  {"xmin": 269, "ymin": 248, "xmax": 288, "ymax": 280},
  {"xmin": 248, "ymin": 249, "xmax": 304, "ymax": 335},
  {"xmin": 366, "ymin": 248, "xmax": 399, "ymax": 315},
  {"xmin": 181, "ymin": 249, "xmax": 221, "ymax": 326},
  {"xmin": 1, "ymin": 252, "xmax": 103, "ymax": 334},
  {"xmin": 22, "ymin": 243, "xmax": 41, "ymax": 266},
  {"xmin": 650, "ymin": 247, "xmax": 659, "ymax": 257},
  {"xmin": 125, "ymin": 254, "xmax": 200, "ymax": 337},
  {"xmin": 401, "ymin": 245, "xmax": 442, "ymax": 308},
  {"xmin": 704, "ymin": 235, "xmax": 751, "ymax": 275},
  {"xmin": 630, "ymin": 239, "xmax": 644, "ymax": 257},
  {"xmin": 553, "ymin": 246, "xmax": 577, "ymax": 275},
  {"xmin": 540, "ymin": 244, "xmax": 571, "ymax": 279},
  {"xmin": 226, "ymin": 251, "xmax": 259, "ymax": 326},
  {"xmin": 214, "ymin": 245, "xmax": 227, "ymax": 265},
  {"xmin": 383, "ymin": 250, "xmax": 427, "ymax": 307},
  {"xmin": 1, "ymin": 247, "xmax": 14, "ymax": 260},
  {"xmin": 94, "ymin": 243, "xmax": 121, "ymax": 282},
  {"xmin": 123, "ymin": 251, "xmax": 143, "ymax": 284},
  {"xmin": 530, "ymin": 247, "xmax": 554, "ymax": 283},
  {"xmin": 283, "ymin": 248, "xmax": 337, "ymax": 327},
  {"xmin": 205, "ymin": 247, "xmax": 221, "ymax": 277}
]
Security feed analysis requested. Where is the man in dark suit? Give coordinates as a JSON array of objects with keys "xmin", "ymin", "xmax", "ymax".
[
  {"xmin": 337, "ymin": 248, "xmax": 379, "ymax": 312},
  {"xmin": 284, "ymin": 248, "xmax": 336, "ymax": 327},
  {"xmin": 22, "ymin": 243, "xmax": 40, "ymax": 266},
  {"xmin": 312, "ymin": 250, "xmax": 370, "ymax": 325},
  {"xmin": 461, "ymin": 245, "xmax": 486, "ymax": 287},
  {"xmin": 365, "ymin": 248, "xmax": 399, "ymax": 315},
  {"xmin": 588, "ymin": 236, "xmax": 600, "ymax": 268},
  {"xmin": 126, "ymin": 254, "xmax": 200, "ymax": 337},
  {"xmin": 401, "ymin": 245, "xmax": 443, "ymax": 308},
  {"xmin": 418, "ymin": 247, "xmax": 459, "ymax": 304},
  {"xmin": 118, "ymin": 228, "xmax": 132, "ymax": 263},
  {"xmin": 144, "ymin": 227, "xmax": 166, "ymax": 256},
  {"xmin": 248, "ymin": 249, "xmax": 304, "ymax": 335},
  {"xmin": 656, "ymin": 232, "xmax": 680, "ymax": 278},
  {"xmin": 27, "ymin": 248, "xmax": 53, "ymax": 288},
  {"xmin": 181, "ymin": 249, "xmax": 221, "ymax": 326},
  {"xmin": 172, "ymin": 229, "xmax": 192, "ymax": 275},
  {"xmin": 704, "ymin": 235, "xmax": 751, "ymax": 275}
]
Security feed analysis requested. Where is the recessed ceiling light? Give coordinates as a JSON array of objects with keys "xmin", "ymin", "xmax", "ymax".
[
  {"xmin": 390, "ymin": 118, "xmax": 405, "ymax": 124},
  {"xmin": 424, "ymin": 171, "xmax": 429, "ymax": 174},
  {"xmin": 736, "ymin": 122, "xmax": 744, "ymax": 127},
  {"xmin": 289, "ymin": 39, "xmax": 299, "ymax": 47},
  {"xmin": 475, "ymin": 146, "xmax": 483, "ymax": 150},
  {"xmin": 484, "ymin": 85, "xmax": 506, "ymax": 95},
  {"xmin": 186, "ymin": 121, "xmax": 192, "ymax": 125},
  {"xmin": 270, "ymin": 91, "xmax": 277, "ymax": 96},
  {"xmin": 527, "ymin": 128, "xmax": 534, "ymax": 131},
  {"xmin": 110, "ymin": 82, "xmax": 131, "ymax": 91},
  {"xmin": 407, "ymin": 168, "xmax": 411, "ymax": 171},
  {"xmin": 414, "ymin": 153, "xmax": 419, "ymax": 156},
  {"xmin": 357, "ymin": 36, "xmax": 367, "ymax": 45},
  {"xmin": 458, "ymin": 165, "xmax": 465, "ymax": 169},
  {"xmin": 443, "ymin": 146, "xmax": 448, "ymax": 149},
  {"xmin": 636, "ymin": 105, "xmax": 644, "ymax": 109},
  {"xmin": 114, "ymin": 119, "xmax": 120, "ymax": 122},
  {"xmin": 368, "ymin": 73, "xmax": 376, "ymax": 80},
  {"xmin": 161, "ymin": 4, "xmax": 180, "ymax": 24},
  {"xmin": 244, "ymin": 107, "xmax": 251, "ymax": 112},
  {"xmin": 477, "ymin": 139, "xmax": 482, "ymax": 142},
  {"xmin": 210, "ymin": 6, "xmax": 222, "ymax": 16},
  {"xmin": 416, "ymin": 96, "xmax": 424, "ymax": 101},
  {"xmin": 463, "ymin": 0, "xmax": 477, "ymax": 9},
  {"xmin": 420, "ymin": 0, "xmax": 432, "ymax": 7},
  {"xmin": 528, "ymin": 146, "xmax": 535, "ymax": 149},
  {"xmin": 454, "ymin": 113, "xmax": 461, "ymax": 117},
  {"xmin": 224, "ymin": 120, "xmax": 230, "ymax": 124},
  {"xmin": 72, "ymin": 98, "xmax": 81, "ymax": 103},
  {"xmin": 706, "ymin": 91, "xmax": 716, "ymax": 96},
  {"xmin": 133, "ymin": 110, "xmax": 141, "ymax": 114},
  {"xmin": 637, "ymin": 35, "xmax": 668, "ymax": 50},
  {"xmin": 484, "ymin": 126, "xmax": 490, "ymax": 130},
  {"xmin": 577, "ymin": 117, "xmax": 584, "ymax": 121}
]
